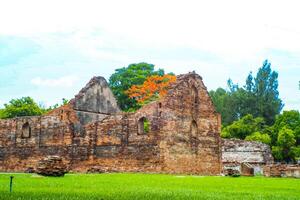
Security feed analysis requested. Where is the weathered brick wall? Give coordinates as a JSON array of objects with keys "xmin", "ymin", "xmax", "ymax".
[
  {"xmin": 222, "ymin": 139, "xmax": 273, "ymax": 164},
  {"xmin": 0, "ymin": 115, "xmax": 73, "ymax": 172},
  {"xmin": 0, "ymin": 72, "xmax": 222, "ymax": 175},
  {"xmin": 72, "ymin": 76, "xmax": 120, "ymax": 125},
  {"xmin": 157, "ymin": 73, "xmax": 222, "ymax": 175},
  {"xmin": 222, "ymin": 139, "xmax": 274, "ymax": 175},
  {"xmin": 264, "ymin": 164, "xmax": 300, "ymax": 178}
]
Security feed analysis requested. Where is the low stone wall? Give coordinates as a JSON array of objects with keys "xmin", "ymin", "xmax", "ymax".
[{"xmin": 264, "ymin": 164, "xmax": 300, "ymax": 178}]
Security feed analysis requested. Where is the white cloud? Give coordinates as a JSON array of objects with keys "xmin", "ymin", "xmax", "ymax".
[
  {"xmin": 1, "ymin": 0, "xmax": 300, "ymax": 60},
  {"xmin": 0, "ymin": 0, "xmax": 299, "ymax": 110},
  {"xmin": 30, "ymin": 75, "xmax": 79, "ymax": 87}
]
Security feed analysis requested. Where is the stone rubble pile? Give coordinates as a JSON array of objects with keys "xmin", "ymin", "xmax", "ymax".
[{"xmin": 36, "ymin": 156, "xmax": 67, "ymax": 176}]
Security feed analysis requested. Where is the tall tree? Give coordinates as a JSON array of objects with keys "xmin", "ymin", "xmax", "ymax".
[
  {"xmin": 109, "ymin": 62, "xmax": 165, "ymax": 111},
  {"xmin": 210, "ymin": 60, "xmax": 283, "ymax": 125},
  {"xmin": 251, "ymin": 60, "xmax": 283, "ymax": 124}
]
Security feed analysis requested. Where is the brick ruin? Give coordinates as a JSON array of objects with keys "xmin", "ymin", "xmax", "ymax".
[
  {"xmin": 0, "ymin": 72, "xmax": 222, "ymax": 175},
  {"xmin": 222, "ymin": 139, "xmax": 274, "ymax": 175},
  {"xmin": 264, "ymin": 164, "xmax": 300, "ymax": 178}
]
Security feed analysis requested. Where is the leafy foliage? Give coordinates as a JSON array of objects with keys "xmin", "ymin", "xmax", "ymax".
[
  {"xmin": 109, "ymin": 62, "xmax": 166, "ymax": 111},
  {"xmin": 0, "ymin": 97, "xmax": 44, "ymax": 118},
  {"xmin": 221, "ymin": 114, "xmax": 266, "ymax": 139},
  {"xmin": 270, "ymin": 110, "xmax": 300, "ymax": 162},
  {"xmin": 271, "ymin": 110, "xmax": 300, "ymax": 144},
  {"xmin": 143, "ymin": 118, "xmax": 150, "ymax": 133},
  {"xmin": 211, "ymin": 60, "xmax": 298, "ymax": 162},
  {"xmin": 244, "ymin": 60, "xmax": 283, "ymax": 125},
  {"xmin": 126, "ymin": 74, "xmax": 176, "ymax": 106},
  {"xmin": 272, "ymin": 127, "xmax": 296, "ymax": 162},
  {"xmin": 291, "ymin": 146, "xmax": 300, "ymax": 162},
  {"xmin": 0, "ymin": 97, "xmax": 69, "ymax": 119},
  {"xmin": 221, "ymin": 110, "xmax": 300, "ymax": 162},
  {"xmin": 209, "ymin": 88, "xmax": 238, "ymax": 126},
  {"xmin": 210, "ymin": 60, "xmax": 283, "ymax": 126},
  {"xmin": 245, "ymin": 132, "xmax": 271, "ymax": 145}
]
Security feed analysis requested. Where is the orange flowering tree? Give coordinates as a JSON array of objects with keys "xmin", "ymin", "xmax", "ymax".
[{"xmin": 126, "ymin": 74, "xmax": 176, "ymax": 106}]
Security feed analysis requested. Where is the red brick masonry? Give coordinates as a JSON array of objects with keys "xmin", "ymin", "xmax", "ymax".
[{"xmin": 0, "ymin": 72, "xmax": 222, "ymax": 175}]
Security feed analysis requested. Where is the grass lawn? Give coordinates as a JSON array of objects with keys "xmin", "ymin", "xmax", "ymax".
[{"xmin": 0, "ymin": 173, "xmax": 299, "ymax": 200}]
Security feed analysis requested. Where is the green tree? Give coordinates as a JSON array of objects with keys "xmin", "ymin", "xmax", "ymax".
[
  {"xmin": 0, "ymin": 109, "xmax": 6, "ymax": 118},
  {"xmin": 275, "ymin": 127, "xmax": 296, "ymax": 162},
  {"xmin": 271, "ymin": 110, "xmax": 300, "ymax": 145},
  {"xmin": 210, "ymin": 60, "xmax": 283, "ymax": 125},
  {"xmin": 250, "ymin": 60, "xmax": 283, "ymax": 124},
  {"xmin": 1, "ymin": 97, "xmax": 44, "ymax": 118},
  {"xmin": 245, "ymin": 131, "xmax": 271, "ymax": 145},
  {"xmin": 272, "ymin": 146, "xmax": 284, "ymax": 161},
  {"xmin": 109, "ymin": 62, "xmax": 165, "ymax": 111},
  {"xmin": 221, "ymin": 114, "xmax": 267, "ymax": 139},
  {"xmin": 269, "ymin": 111, "xmax": 300, "ymax": 162},
  {"xmin": 290, "ymin": 146, "xmax": 300, "ymax": 162},
  {"xmin": 209, "ymin": 88, "xmax": 238, "ymax": 126}
]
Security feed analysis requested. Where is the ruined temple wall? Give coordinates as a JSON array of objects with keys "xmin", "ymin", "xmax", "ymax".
[
  {"xmin": 0, "ymin": 115, "xmax": 74, "ymax": 172},
  {"xmin": 158, "ymin": 73, "xmax": 222, "ymax": 175},
  {"xmin": 70, "ymin": 105, "xmax": 163, "ymax": 172},
  {"xmin": 222, "ymin": 139, "xmax": 274, "ymax": 174},
  {"xmin": 264, "ymin": 164, "xmax": 300, "ymax": 178},
  {"xmin": 0, "ymin": 72, "xmax": 222, "ymax": 175},
  {"xmin": 72, "ymin": 76, "xmax": 120, "ymax": 125},
  {"xmin": 222, "ymin": 139, "xmax": 274, "ymax": 165}
]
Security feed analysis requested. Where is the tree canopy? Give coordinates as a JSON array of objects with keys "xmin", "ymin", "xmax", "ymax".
[
  {"xmin": 221, "ymin": 114, "xmax": 267, "ymax": 140},
  {"xmin": 0, "ymin": 97, "xmax": 69, "ymax": 119},
  {"xmin": 108, "ymin": 62, "xmax": 167, "ymax": 111},
  {"xmin": 210, "ymin": 60, "xmax": 283, "ymax": 125},
  {"xmin": 0, "ymin": 97, "xmax": 44, "ymax": 118},
  {"xmin": 210, "ymin": 60, "xmax": 299, "ymax": 162},
  {"xmin": 126, "ymin": 74, "xmax": 176, "ymax": 106}
]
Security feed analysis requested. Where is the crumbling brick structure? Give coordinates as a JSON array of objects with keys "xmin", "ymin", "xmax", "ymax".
[
  {"xmin": 0, "ymin": 72, "xmax": 222, "ymax": 175},
  {"xmin": 264, "ymin": 164, "xmax": 300, "ymax": 178},
  {"xmin": 222, "ymin": 139, "xmax": 274, "ymax": 175}
]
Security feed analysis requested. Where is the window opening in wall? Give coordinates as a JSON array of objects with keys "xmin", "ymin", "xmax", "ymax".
[
  {"xmin": 158, "ymin": 102, "xmax": 162, "ymax": 108},
  {"xmin": 190, "ymin": 120, "xmax": 198, "ymax": 153},
  {"xmin": 138, "ymin": 117, "xmax": 150, "ymax": 134},
  {"xmin": 60, "ymin": 110, "xmax": 64, "ymax": 120},
  {"xmin": 158, "ymin": 111, "xmax": 162, "ymax": 117},
  {"xmin": 21, "ymin": 122, "xmax": 31, "ymax": 138},
  {"xmin": 191, "ymin": 85, "xmax": 199, "ymax": 104},
  {"xmin": 191, "ymin": 120, "xmax": 198, "ymax": 137}
]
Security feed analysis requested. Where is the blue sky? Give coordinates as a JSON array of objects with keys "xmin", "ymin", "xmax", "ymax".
[{"xmin": 0, "ymin": 0, "xmax": 299, "ymax": 110}]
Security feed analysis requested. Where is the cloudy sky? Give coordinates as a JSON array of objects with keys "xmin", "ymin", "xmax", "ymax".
[{"xmin": 0, "ymin": 0, "xmax": 299, "ymax": 110}]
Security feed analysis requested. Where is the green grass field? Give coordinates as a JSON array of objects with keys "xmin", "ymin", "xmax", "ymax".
[{"xmin": 0, "ymin": 173, "xmax": 299, "ymax": 200}]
